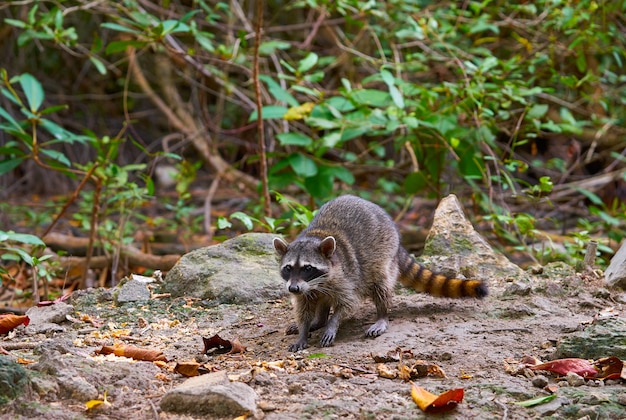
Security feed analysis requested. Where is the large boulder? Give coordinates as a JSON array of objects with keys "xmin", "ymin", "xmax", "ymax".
[{"xmin": 163, "ymin": 233, "xmax": 286, "ymax": 303}]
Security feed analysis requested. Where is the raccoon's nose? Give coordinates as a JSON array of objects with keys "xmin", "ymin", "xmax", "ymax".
[{"xmin": 288, "ymin": 284, "xmax": 301, "ymax": 294}]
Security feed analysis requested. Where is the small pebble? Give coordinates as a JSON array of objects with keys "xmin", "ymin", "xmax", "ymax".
[
  {"xmin": 566, "ymin": 372, "xmax": 585, "ymax": 387},
  {"xmin": 532, "ymin": 375, "xmax": 549, "ymax": 388}
]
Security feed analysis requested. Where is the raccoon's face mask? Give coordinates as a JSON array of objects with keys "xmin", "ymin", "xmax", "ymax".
[{"xmin": 273, "ymin": 236, "xmax": 335, "ymax": 294}]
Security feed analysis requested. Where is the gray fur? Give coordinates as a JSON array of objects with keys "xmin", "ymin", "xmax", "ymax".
[{"xmin": 274, "ymin": 195, "xmax": 401, "ymax": 351}]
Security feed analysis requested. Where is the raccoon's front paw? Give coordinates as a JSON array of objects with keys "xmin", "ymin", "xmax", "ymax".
[
  {"xmin": 319, "ymin": 331, "xmax": 336, "ymax": 347},
  {"xmin": 288, "ymin": 340, "xmax": 308, "ymax": 352},
  {"xmin": 285, "ymin": 323, "xmax": 299, "ymax": 335}
]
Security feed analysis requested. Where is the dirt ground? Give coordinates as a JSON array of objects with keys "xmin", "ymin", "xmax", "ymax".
[{"xmin": 2, "ymin": 266, "xmax": 626, "ymax": 419}]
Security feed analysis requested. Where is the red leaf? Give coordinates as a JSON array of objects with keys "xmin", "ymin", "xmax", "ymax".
[
  {"xmin": 0, "ymin": 314, "xmax": 30, "ymax": 334},
  {"xmin": 529, "ymin": 358, "xmax": 598, "ymax": 378}
]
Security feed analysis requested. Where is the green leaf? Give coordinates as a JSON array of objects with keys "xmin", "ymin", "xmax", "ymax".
[
  {"xmin": 100, "ymin": 22, "xmax": 141, "ymax": 35},
  {"xmin": 288, "ymin": 153, "xmax": 318, "ymax": 177},
  {"xmin": 196, "ymin": 33, "xmax": 215, "ymax": 52},
  {"xmin": 4, "ymin": 19, "xmax": 28, "ymax": 29},
  {"xmin": 527, "ymin": 104, "xmax": 548, "ymax": 119},
  {"xmin": 0, "ymin": 158, "xmax": 24, "ymax": 175},
  {"xmin": 297, "ymin": 52, "xmax": 318, "ymax": 73},
  {"xmin": 259, "ymin": 40, "xmax": 291, "ymax": 56},
  {"xmin": 326, "ymin": 165, "xmax": 354, "ymax": 185},
  {"xmin": 89, "ymin": 56, "xmax": 107, "ymax": 75},
  {"xmin": 350, "ymin": 89, "xmax": 391, "ymax": 107},
  {"xmin": 306, "ymin": 117, "xmax": 341, "ymax": 129},
  {"xmin": 105, "ymin": 40, "xmax": 148, "ymax": 55},
  {"xmin": 306, "ymin": 353, "xmax": 329, "ymax": 359},
  {"xmin": 18, "ymin": 73, "xmax": 44, "ymax": 112},
  {"xmin": 160, "ymin": 20, "xmax": 187, "ymax": 35},
  {"xmin": 321, "ymin": 132, "xmax": 342, "ymax": 148},
  {"xmin": 388, "ymin": 84, "xmax": 404, "ymax": 109},
  {"xmin": 248, "ymin": 105, "xmax": 288, "ymax": 122},
  {"xmin": 40, "ymin": 148, "xmax": 71, "ymax": 167},
  {"xmin": 216, "ymin": 216, "xmax": 232, "ymax": 229},
  {"xmin": 230, "ymin": 211, "xmax": 255, "ymax": 231},
  {"xmin": 575, "ymin": 188, "xmax": 603, "ymax": 205},
  {"xmin": 276, "ymin": 132, "xmax": 313, "ymax": 147},
  {"xmin": 259, "ymin": 75, "xmax": 298, "ymax": 106},
  {"xmin": 0, "ymin": 230, "xmax": 45, "ymax": 246},
  {"xmin": 304, "ymin": 170, "xmax": 333, "ymax": 199},
  {"xmin": 513, "ymin": 394, "xmax": 557, "ymax": 407},
  {"xmin": 0, "ymin": 106, "xmax": 25, "ymax": 133}
]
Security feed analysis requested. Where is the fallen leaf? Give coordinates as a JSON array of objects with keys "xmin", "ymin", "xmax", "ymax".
[
  {"xmin": 17, "ymin": 357, "xmax": 36, "ymax": 365},
  {"xmin": 594, "ymin": 357, "xmax": 626, "ymax": 380},
  {"xmin": 411, "ymin": 360, "xmax": 446, "ymax": 378},
  {"xmin": 307, "ymin": 353, "xmax": 329, "ymax": 359},
  {"xmin": 85, "ymin": 390, "xmax": 112, "ymax": 412},
  {"xmin": 398, "ymin": 364, "xmax": 413, "ymax": 381},
  {"xmin": 202, "ymin": 333, "xmax": 247, "ymax": 354},
  {"xmin": 514, "ymin": 394, "xmax": 557, "ymax": 407},
  {"xmin": 0, "ymin": 314, "xmax": 30, "ymax": 334},
  {"xmin": 37, "ymin": 293, "xmax": 72, "ymax": 307},
  {"xmin": 529, "ymin": 358, "xmax": 598, "ymax": 378},
  {"xmin": 376, "ymin": 363, "xmax": 397, "ymax": 379},
  {"xmin": 410, "ymin": 382, "xmax": 464, "ymax": 413},
  {"xmin": 95, "ymin": 344, "xmax": 167, "ymax": 362}
]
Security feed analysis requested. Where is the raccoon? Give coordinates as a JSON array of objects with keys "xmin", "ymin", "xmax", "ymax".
[{"xmin": 273, "ymin": 195, "xmax": 488, "ymax": 352}]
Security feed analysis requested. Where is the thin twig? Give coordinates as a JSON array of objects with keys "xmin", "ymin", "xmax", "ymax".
[{"xmin": 253, "ymin": 0, "xmax": 271, "ymax": 216}]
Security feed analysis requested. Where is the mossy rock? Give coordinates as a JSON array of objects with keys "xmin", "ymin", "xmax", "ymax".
[
  {"xmin": 0, "ymin": 356, "xmax": 28, "ymax": 404},
  {"xmin": 555, "ymin": 318, "xmax": 626, "ymax": 360}
]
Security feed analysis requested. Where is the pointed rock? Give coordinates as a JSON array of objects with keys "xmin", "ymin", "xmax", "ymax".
[
  {"xmin": 421, "ymin": 194, "xmax": 525, "ymax": 289},
  {"xmin": 605, "ymin": 241, "xmax": 626, "ymax": 289}
]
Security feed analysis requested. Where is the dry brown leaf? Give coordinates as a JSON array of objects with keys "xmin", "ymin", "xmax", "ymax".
[
  {"xmin": 411, "ymin": 360, "xmax": 446, "ymax": 378},
  {"xmin": 0, "ymin": 314, "xmax": 30, "ymax": 334},
  {"xmin": 96, "ymin": 344, "xmax": 167, "ymax": 362},
  {"xmin": 376, "ymin": 363, "xmax": 397, "ymax": 379},
  {"xmin": 594, "ymin": 356, "xmax": 626, "ymax": 380},
  {"xmin": 202, "ymin": 333, "xmax": 247, "ymax": 354}
]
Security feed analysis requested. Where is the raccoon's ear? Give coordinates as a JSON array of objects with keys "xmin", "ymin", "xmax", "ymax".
[
  {"xmin": 273, "ymin": 237, "xmax": 289, "ymax": 256},
  {"xmin": 319, "ymin": 236, "xmax": 336, "ymax": 259}
]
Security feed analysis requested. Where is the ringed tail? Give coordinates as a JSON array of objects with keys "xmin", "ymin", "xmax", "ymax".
[{"xmin": 398, "ymin": 249, "xmax": 488, "ymax": 299}]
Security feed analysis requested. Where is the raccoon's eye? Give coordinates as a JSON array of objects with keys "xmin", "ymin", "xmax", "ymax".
[
  {"xmin": 302, "ymin": 265, "xmax": 313, "ymax": 272},
  {"xmin": 281, "ymin": 265, "xmax": 292, "ymax": 279}
]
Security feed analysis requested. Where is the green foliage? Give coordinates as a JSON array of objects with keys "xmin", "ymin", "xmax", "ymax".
[
  {"xmin": 0, "ymin": 230, "xmax": 53, "ymax": 287},
  {"xmin": 217, "ymin": 192, "xmax": 317, "ymax": 234},
  {"xmin": 0, "ymin": 0, "xmax": 624, "ymax": 269}
]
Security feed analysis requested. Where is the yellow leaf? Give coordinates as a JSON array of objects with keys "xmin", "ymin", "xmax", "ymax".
[
  {"xmin": 85, "ymin": 391, "xmax": 112, "ymax": 411},
  {"xmin": 283, "ymin": 102, "xmax": 315, "ymax": 120},
  {"xmin": 411, "ymin": 383, "xmax": 438, "ymax": 411}
]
